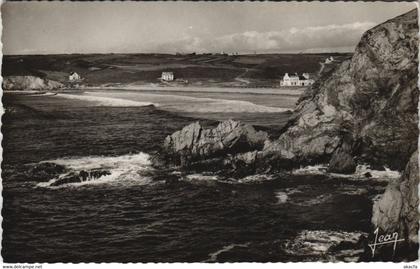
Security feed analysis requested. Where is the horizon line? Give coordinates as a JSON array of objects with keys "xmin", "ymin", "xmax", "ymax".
[{"xmin": 3, "ymin": 51, "xmax": 354, "ymax": 57}]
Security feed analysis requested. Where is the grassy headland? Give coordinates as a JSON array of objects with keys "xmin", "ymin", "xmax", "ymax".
[{"xmin": 3, "ymin": 53, "xmax": 351, "ymax": 89}]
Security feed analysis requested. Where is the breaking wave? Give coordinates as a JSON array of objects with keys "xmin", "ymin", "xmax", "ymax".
[
  {"xmin": 164, "ymin": 97, "xmax": 290, "ymax": 113},
  {"xmin": 178, "ymin": 173, "xmax": 275, "ymax": 185},
  {"xmin": 353, "ymin": 164, "xmax": 401, "ymax": 180},
  {"xmin": 234, "ymin": 174, "xmax": 274, "ymax": 183},
  {"xmin": 292, "ymin": 163, "xmax": 400, "ymax": 182},
  {"xmin": 82, "ymin": 91, "xmax": 290, "ymax": 113},
  {"xmin": 55, "ymin": 93, "xmax": 156, "ymax": 107},
  {"xmin": 184, "ymin": 174, "xmax": 219, "ymax": 182},
  {"xmin": 36, "ymin": 152, "xmax": 153, "ymax": 188},
  {"xmin": 293, "ymin": 164, "xmax": 328, "ymax": 176}
]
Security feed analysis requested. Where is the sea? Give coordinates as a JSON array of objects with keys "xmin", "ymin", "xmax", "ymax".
[{"xmin": 1, "ymin": 89, "xmax": 399, "ymax": 262}]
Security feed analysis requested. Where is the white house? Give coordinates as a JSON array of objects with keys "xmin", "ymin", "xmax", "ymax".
[
  {"xmin": 161, "ymin": 72, "xmax": 174, "ymax": 81},
  {"xmin": 325, "ymin": 56, "xmax": 335, "ymax": 64},
  {"xmin": 280, "ymin": 73, "xmax": 314, "ymax": 87},
  {"xmin": 69, "ymin": 72, "xmax": 81, "ymax": 82}
]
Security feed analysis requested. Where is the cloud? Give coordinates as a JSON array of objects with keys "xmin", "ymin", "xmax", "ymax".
[
  {"xmin": 217, "ymin": 21, "xmax": 376, "ymax": 53},
  {"xmin": 154, "ymin": 21, "xmax": 376, "ymax": 54}
]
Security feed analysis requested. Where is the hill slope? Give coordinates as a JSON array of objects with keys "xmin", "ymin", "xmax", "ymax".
[{"xmin": 2, "ymin": 53, "xmax": 350, "ymax": 88}]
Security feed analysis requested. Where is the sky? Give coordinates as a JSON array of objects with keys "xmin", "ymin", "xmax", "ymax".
[{"xmin": 1, "ymin": 2, "xmax": 417, "ymax": 55}]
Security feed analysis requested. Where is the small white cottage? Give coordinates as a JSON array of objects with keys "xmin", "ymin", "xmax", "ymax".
[
  {"xmin": 161, "ymin": 72, "xmax": 174, "ymax": 81},
  {"xmin": 280, "ymin": 73, "xmax": 314, "ymax": 87},
  {"xmin": 69, "ymin": 72, "xmax": 81, "ymax": 82}
]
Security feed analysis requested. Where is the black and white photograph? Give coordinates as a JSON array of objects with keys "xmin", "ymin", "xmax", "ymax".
[{"xmin": 1, "ymin": 1, "xmax": 419, "ymax": 265}]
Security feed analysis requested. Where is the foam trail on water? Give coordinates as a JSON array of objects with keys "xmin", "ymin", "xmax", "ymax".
[
  {"xmin": 56, "ymin": 93, "xmax": 155, "ymax": 107},
  {"xmin": 36, "ymin": 152, "xmax": 153, "ymax": 188},
  {"xmin": 292, "ymin": 163, "xmax": 400, "ymax": 182},
  {"xmin": 205, "ymin": 243, "xmax": 250, "ymax": 262},
  {"xmin": 293, "ymin": 164, "xmax": 328, "ymax": 175}
]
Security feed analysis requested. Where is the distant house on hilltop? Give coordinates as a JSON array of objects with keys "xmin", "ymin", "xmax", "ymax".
[
  {"xmin": 69, "ymin": 72, "xmax": 82, "ymax": 82},
  {"xmin": 280, "ymin": 73, "xmax": 314, "ymax": 87},
  {"xmin": 161, "ymin": 72, "xmax": 174, "ymax": 81}
]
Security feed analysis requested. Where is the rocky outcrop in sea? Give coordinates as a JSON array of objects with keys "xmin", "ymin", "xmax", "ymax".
[{"xmin": 158, "ymin": 120, "xmax": 268, "ymax": 175}]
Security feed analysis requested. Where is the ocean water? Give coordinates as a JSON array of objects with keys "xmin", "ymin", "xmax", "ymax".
[{"xmin": 2, "ymin": 90, "xmax": 393, "ymax": 262}]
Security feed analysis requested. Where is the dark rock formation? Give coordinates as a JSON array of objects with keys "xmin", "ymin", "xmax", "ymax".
[
  {"xmin": 371, "ymin": 150, "xmax": 419, "ymax": 244},
  {"xmin": 162, "ymin": 119, "xmax": 267, "ymax": 169},
  {"xmin": 328, "ymin": 139, "xmax": 356, "ymax": 174},
  {"xmin": 350, "ymin": 10, "xmax": 419, "ymax": 169},
  {"xmin": 157, "ymin": 10, "xmax": 419, "ymax": 261},
  {"xmin": 50, "ymin": 169, "xmax": 111, "ymax": 187},
  {"xmin": 3, "ymin": 75, "xmax": 64, "ymax": 91},
  {"xmin": 29, "ymin": 162, "xmax": 67, "ymax": 181},
  {"xmin": 264, "ymin": 9, "xmax": 418, "ymax": 171}
]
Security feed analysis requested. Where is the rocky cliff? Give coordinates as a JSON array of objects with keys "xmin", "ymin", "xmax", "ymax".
[
  {"xmin": 161, "ymin": 9, "xmax": 418, "ymax": 175},
  {"xmin": 264, "ymin": 8, "xmax": 418, "ymax": 171},
  {"xmin": 3, "ymin": 75, "xmax": 64, "ymax": 91},
  {"xmin": 158, "ymin": 8, "xmax": 419, "ymax": 259},
  {"xmin": 372, "ymin": 151, "xmax": 419, "ymax": 244}
]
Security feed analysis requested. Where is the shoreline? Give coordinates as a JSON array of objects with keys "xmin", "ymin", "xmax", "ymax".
[{"xmin": 78, "ymin": 85, "xmax": 306, "ymax": 96}]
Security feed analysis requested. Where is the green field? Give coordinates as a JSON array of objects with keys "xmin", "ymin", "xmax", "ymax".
[{"xmin": 2, "ymin": 53, "xmax": 351, "ymax": 88}]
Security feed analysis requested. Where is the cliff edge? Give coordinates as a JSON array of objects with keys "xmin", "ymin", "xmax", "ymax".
[
  {"xmin": 264, "ymin": 8, "xmax": 418, "ymax": 171},
  {"xmin": 3, "ymin": 75, "xmax": 64, "ymax": 91}
]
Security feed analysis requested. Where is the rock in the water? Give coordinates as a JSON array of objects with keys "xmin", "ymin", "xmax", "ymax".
[
  {"xmin": 364, "ymin": 172, "xmax": 372, "ymax": 178},
  {"xmin": 371, "ymin": 150, "xmax": 419, "ymax": 244},
  {"xmin": 29, "ymin": 162, "xmax": 67, "ymax": 181},
  {"xmin": 50, "ymin": 169, "xmax": 111, "ymax": 186},
  {"xmin": 163, "ymin": 119, "xmax": 268, "ymax": 167}
]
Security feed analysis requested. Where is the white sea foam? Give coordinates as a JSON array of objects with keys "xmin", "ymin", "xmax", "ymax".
[
  {"xmin": 275, "ymin": 192, "xmax": 288, "ymax": 204},
  {"xmin": 283, "ymin": 230, "xmax": 368, "ymax": 262},
  {"xmin": 275, "ymin": 188, "xmax": 302, "ymax": 204},
  {"xmin": 292, "ymin": 163, "xmax": 400, "ymax": 182},
  {"xmin": 205, "ymin": 243, "xmax": 250, "ymax": 262},
  {"xmin": 83, "ymin": 91, "xmax": 290, "ymax": 113},
  {"xmin": 164, "ymin": 97, "xmax": 291, "ymax": 113},
  {"xmin": 354, "ymin": 164, "xmax": 401, "ymax": 180},
  {"xmin": 36, "ymin": 152, "xmax": 153, "ymax": 188},
  {"xmin": 292, "ymin": 164, "xmax": 328, "ymax": 175},
  {"xmin": 329, "ymin": 164, "xmax": 401, "ymax": 182},
  {"xmin": 55, "ymin": 93, "xmax": 155, "ymax": 107},
  {"xmin": 184, "ymin": 174, "xmax": 219, "ymax": 182},
  {"xmin": 235, "ymin": 174, "xmax": 274, "ymax": 183}
]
